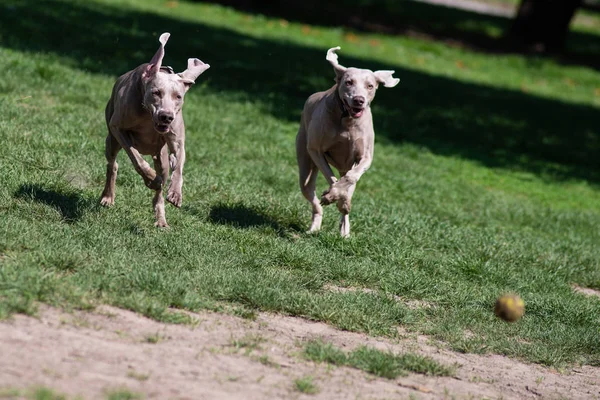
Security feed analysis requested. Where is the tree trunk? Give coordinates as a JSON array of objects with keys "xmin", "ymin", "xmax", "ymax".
[{"xmin": 509, "ymin": 0, "xmax": 582, "ymax": 53}]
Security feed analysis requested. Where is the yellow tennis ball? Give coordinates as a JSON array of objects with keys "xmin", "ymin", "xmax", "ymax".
[{"xmin": 495, "ymin": 294, "xmax": 525, "ymax": 322}]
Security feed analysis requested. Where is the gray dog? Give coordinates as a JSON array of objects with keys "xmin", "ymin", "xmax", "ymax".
[
  {"xmin": 100, "ymin": 33, "xmax": 210, "ymax": 227},
  {"xmin": 296, "ymin": 46, "xmax": 399, "ymax": 237}
]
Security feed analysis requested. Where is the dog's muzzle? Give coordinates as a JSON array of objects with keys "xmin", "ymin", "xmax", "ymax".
[
  {"xmin": 154, "ymin": 111, "xmax": 174, "ymax": 134},
  {"xmin": 343, "ymin": 99, "xmax": 365, "ymax": 119}
]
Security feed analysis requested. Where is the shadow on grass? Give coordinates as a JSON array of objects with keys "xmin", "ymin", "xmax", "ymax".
[
  {"xmin": 14, "ymin": 184, "xmax": 95, "ymax": 222},
  {"xmin": 199, "ymin": 0, "xmax": 600, "ymax": 70},
  {"xmin": 209, "ymin": 203, "xmax": 302, "ymax": 233},
  {"xmin": 1, "ymin": 0, "xmax": 598, "ymax": 183}
]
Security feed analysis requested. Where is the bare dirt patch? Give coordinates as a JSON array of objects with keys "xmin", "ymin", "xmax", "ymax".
[
  {"xmin": 323, "ymin": 283, "xmax": 435, "ymax": 310},
  {"xmin": 1, "ymin": 305, "xmax": 599, "ymax": 399},
  {"xmin": 573, "ymin": 284, "xmax": 600, "ymax": 299}
]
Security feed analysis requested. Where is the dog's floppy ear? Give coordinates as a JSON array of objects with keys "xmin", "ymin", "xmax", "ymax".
[
  {"xmin": 142, "ymin": 32, "xmax": 170, "ymax": 82},
  {"xmin": 326, "ymin": 46, "xmax": 347, "ymax": 82},
  {"xmin": 373, "ymin": 70, "xmax": 400, "ymax": 88},
  {"xmin": 178, "ymin": 58, "xmax": 210, "ymax": 91}
]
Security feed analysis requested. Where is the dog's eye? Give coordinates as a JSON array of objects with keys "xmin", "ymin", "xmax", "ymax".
[
  {"xmin": 367, "ymin": 84, "xmax": 374, "ymax": 90},
  {"xmin": 152, "ymin": 90, "xmax": 161, "ymax": 97},
  {"xmin": 345, "ymin": 80, "xmax": 353, "ymax": 87},
  {"xmin": 176, "ymin": 94, "xmax": 182, "ymax": 100}
]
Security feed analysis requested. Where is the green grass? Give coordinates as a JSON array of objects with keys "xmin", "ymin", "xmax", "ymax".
[
  {"xmin": 30, "ymin": 387, "xmax": 68, "ymax": 400},
  {"xmin": 304, "ymin": 340, "xmax": 349, "ymax": 366},
  {"xmin": 1, "ymin": 0, "xmax": 600, "ymax": 369},
  {"xmin": 0, "ymin": 388, "xmax": 22, "ymax": 399},
  {"xmin": 294, "ymin": 376, "xmax": 320, "ymax": 395},
  {"xmin": 0, "ymin": 387, "xmax": 76, "ymax": 400},
  {"xmin": 106, "ymin": 389, "xmax": 142, "ymax": 400},
  {"xmin": 304, "ymin": 340, "xmax": 456, "ymax": 378},
  {"xmin": 229, "ymin": 333, "xmax": 266, "ymax": 355},
  {"xmin": 143, "ymin": 332, "xmax": 165, "ymax": 344}
]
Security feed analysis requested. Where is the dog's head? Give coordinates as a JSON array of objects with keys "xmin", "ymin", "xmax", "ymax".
[
  {"xmin": 141, "ymin": 33, "xmax": 210, "ymax": 134},
  {"xmin": 326, "ymin": 47, "xmax": 399, "ymax": 119}
]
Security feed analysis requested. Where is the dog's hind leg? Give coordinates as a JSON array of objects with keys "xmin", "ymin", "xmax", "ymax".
[
  {"xmin": 301, "ymin": 163, "xmax": 323, "ymax": 233},
  {"xmin": 297, "ymin": 130, "xmax": 323, "ymax": 233},
  {"xmin": 100, "ymin": 133, "xmax": 121, "ymax": 206},
  {"xmin": 152, "ymin": 146, "xmax": 170, "ymax": 228}
]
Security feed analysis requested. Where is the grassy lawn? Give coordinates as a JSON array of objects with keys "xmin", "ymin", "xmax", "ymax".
[
  {"xmin": 1, "ymin": 0, "xmax": 599, "ymax": 368},
  {"xmin": 304, "ymin": 339, "xmax": 456, "ymax": 378}
]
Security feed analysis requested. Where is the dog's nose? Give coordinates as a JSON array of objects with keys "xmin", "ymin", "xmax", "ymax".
[
  {"xmin": 353, "ymin": 96, "xmax": 365, "ymax": 107},
  {"xmin": 158, "ymin": 112, "xmax": 174, "ymax": 124}
]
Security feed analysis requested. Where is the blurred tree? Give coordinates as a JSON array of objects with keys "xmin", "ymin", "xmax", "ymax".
[{"xmin": 509, "ymin": 0, "xmax": 583, "ymax": 53}]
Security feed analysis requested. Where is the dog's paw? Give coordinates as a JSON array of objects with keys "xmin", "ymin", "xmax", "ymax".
[
  {"xmin": 146, "ymin": 175, "xmax": 163, "ymax": 190},
  {"xmin": 321, "ymin": 191, "xmax": 336, "ymax": 205},
  {"xmin": 154, "ymin": 219, "xmax": 170, "ymax": 229},
  {"xmin": 321, "ymin": 184, "xmax": 342, "ymax": 205},
  {"xmin": 100, "ymin": 195, "xmax": 115, "ymax": 207},
  {"xmin": 167, "ymin": 189, "xmax": 182, "ymax": 208}
]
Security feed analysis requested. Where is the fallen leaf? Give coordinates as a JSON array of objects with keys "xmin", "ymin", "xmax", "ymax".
[{"xmin": 344, "ymin": 32, "xmax": 359, "ymax": 43}]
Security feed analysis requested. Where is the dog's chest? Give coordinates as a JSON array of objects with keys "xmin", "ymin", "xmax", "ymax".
[
  {"xmin": 325, "ymin": 129, "xmax": 364, "ymax": 171},
  {"xmin": 129, "ymin": 128, "xmax": 166, "ymax": 155}
]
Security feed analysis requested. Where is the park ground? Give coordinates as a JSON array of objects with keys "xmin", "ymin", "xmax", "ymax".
[
  {"xmin": 1, "ymin": 0, "xmax": 600, "ymax": 398},
  {"xmin": 1, "ymin": 303, "xmax": 600, "ymax": 399}
]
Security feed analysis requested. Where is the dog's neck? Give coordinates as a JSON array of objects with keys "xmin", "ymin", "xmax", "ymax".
[
  {"xmin": 335, "ymin": 86, "xmax": 349, "ymax": 118},
  {"xmin": 325, "ymin": 85, "xmax": 349, "ymax": 120}
]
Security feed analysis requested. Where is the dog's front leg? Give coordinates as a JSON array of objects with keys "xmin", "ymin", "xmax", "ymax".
[
  {"xmin": 321, "ymin": 138, "xmax": 372, "ymax": 210},
  {"xmin": 322, "ymin": 155, "xmax": 370, "ymax": 238},
  {"xmin": 308, "ymin": 148, "xmax": 338, "ymax": 184},
  {"xmin": 110, "ymin": 127, "xmax": 163, "ymax": 190},
  {"xmin": 166, "ymin": 136, "xmax": 185, "ymax": 208},
  {"xmin": 308, "ymin": 148, "xmax": 350, "ymax": 207},
  {"xmin": 331, "ymin": 155, "xmax": 372, "ymax": 208},
  {"xmin": 152, "ymin": 146, "xmax": 169, "ymax": 228}
]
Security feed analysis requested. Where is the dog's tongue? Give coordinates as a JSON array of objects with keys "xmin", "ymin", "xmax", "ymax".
[{"xmin": 351, "ymin": 108, "xmax": 364, "ymax": 118}]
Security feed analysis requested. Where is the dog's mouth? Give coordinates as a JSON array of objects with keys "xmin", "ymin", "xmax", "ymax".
[
  {"xmin": 343, "ymin": 100, "xmax": 365, "ymax": 119},
  {"xmin": 154, "ymin": 122, "xmax": 171, "ymax": 134},
  {"xmin": 349, "ymin": 106, "xmax": 364, "ymax": 118}
]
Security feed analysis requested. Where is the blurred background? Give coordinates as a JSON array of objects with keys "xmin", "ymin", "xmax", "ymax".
[{"xmin": 196, "ymin": 0, "xmax": 600, "ymax": 64}]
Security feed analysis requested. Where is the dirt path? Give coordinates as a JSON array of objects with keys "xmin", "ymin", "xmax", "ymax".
[{"xmin": 1, "ymin": 305, "xmax": 599, "ymax": 399}]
